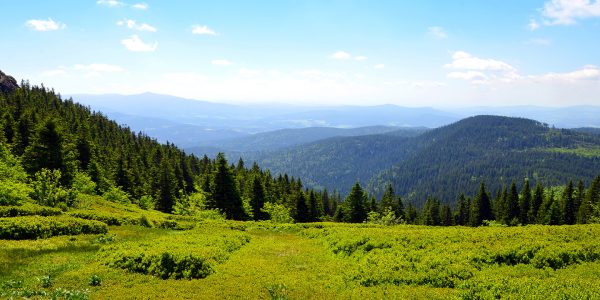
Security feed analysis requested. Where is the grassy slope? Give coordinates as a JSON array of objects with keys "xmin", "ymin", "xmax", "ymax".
[{"xmin": 2, "ymin": 198, "xmax": 600, "ymax": 299}]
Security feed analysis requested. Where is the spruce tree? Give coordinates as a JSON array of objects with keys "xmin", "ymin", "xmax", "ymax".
[
  {"xmin": 470, "ymin": 182, "xmax": 492, "ymax": 226},
  {"xmin": 440, "ymin": 204, "xmax": 453, "ymax": 226},
  {"xmin": 505, "ymin": 182, "xmax": 520, "ymax": 225},
  {"xmin": 249, "ymin": 175, "xmax": 267, "ymax": 220},
  {"xmin": 380, "ymin": 184, "xmax": 395, "ymax": 212},
  {"xmin": 455, "ymin": 193, "xmax": 469, "ymax": 226},
  {"xmin": 294, "ymin": 191, "xmax": 309, "ymax": 223},
  {"xmin": 519, "ymin": 179, "xmax": 531, "ymax": 224},
  {"xmin": 345, "ymin": 182, "xmax": 368, "ymax": 223},
  {"xmin": 157, "ymin": 158, "xmax": 178, "ymax": 213},
  {"xmin": 562, "ymin": 180, "xmax": 576, "ymax": 225},
  {"xmin": 529, "ymin": 183, "xmax": 544, "ymax": 224},
  {"xmin": 212, "ymin": 153, "xmax": 247, "ymax": 220},
  {"xmin": 308, "ymin": 190, "xmax": 322, "ymax": 222}
]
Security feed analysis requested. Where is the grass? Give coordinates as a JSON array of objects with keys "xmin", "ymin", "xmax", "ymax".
[{"xmin": 1, "ymin": 199, "xmax": 600, "ymax": 299}]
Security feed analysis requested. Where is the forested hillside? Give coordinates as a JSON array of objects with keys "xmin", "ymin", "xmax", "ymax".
[
  {"xmin": 250, "ymin": 115, "xmax": 600, "ymax": 204},
  {"xmin": 0, "ymin": 81, "xmax": 335, "ymax": 222}
]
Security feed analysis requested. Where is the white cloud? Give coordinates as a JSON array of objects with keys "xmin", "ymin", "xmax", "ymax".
[
  {"xmin": 428, "ymin": 26, "xmax": 448, "ymax": 39},
  {"xmin": 354, "ymin": 56, "xmax": 368, "ymax": 61},
  {"xmin": 528, "ymin": 19, "xmax": 540, "ymax": 30},
  {"xmin": 445, "ymin": 51, "xmax": 516, "ymax": 72},
  {"xmin": 97, "ymin": 0, "xmax": 125, "ymax": 7},
  {"xmin": 121, "ymin": 35, "xmax": 157, "ymax": 52},
  {"xmin": 534, "ymin": 65, "xmax": 600, "ymax": 82},
  {"xmin": 192, "ymin": 25, "xmax": 218, "ymax": 36},
  {"xmin": 238, "ymin": 68, "xmax": 263, "ymax": 77},
  {"xmin": 330, "ymin": 51, "xmax": 352, "ymax": 60},
  {"xmin": 25, "ymin": 18, "xmax": 65, "ymax": 31},
  {"xmin": 117, "ymin": 19, "xmax": 157, "ymax": 32},
  {"xmin": 212, "ymin": 59, "xmax": 233, "ymax": 66},
  {"xmin": 374, "ymin": 64, "xmax": 385, "ymax": 69},
  {"xmin": 132, "ymin": 3, "xmax": 148, "ymax": 10},
  {"xmin": 541, "ymin": 0, "xmax": 600, "ymax": 25},
  {"xmin": 447, "ymin": 71, "xmax": 489, "ymax": 83},
  {"xmin": 73, "ymin": 64, "xmax": 124, "ymax": 72}
]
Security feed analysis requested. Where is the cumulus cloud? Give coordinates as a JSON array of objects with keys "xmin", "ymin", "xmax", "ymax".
[
  {"xmin": 96, "ymin": 0, "xmax": 125, "ymax": 7},
  {"xmin": 330, "ymin": 51, "xmax": 352, "ymax": 60},
  {"xmin": 117, "ymin": 19, "xmax": 157, "ymax": 32},
  {"xmin": 192, "ymin": 25, "xmax": 218, "ymax": 36},
  {"xmin": 533, "ymin": 65, "xmax": 600, "ymax": 82},
  {"xmin": 132, "ymin": 2, "xmax": 148, "ymax": 10},
  {"xmin": 541, "ymin": 0, "xmax": 600, "ymax": 25},
  {"xmin": 25, "ymin": 18, "xmax": 65, "ymax": 31},
  {"xmin": 428, "ymin": 26, "xmax": 448, "ymax": 39},
  {"xmin": 445, "ymin": 51, "xmax": 516, "ymax": 72},
  {"xmin": 121, "ymin": 35, "xmax": 157, "ymax": 52},
  {"xmin": 373, "ymin": 64, "xmax": 385, "ymax": 69},
  {"xmin": 212, "ymin": 59, "xmax": 233, "ymax": 66}
]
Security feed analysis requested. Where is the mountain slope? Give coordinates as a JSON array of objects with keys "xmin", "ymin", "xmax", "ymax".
[{"xmin": 249, "ymin": 115, "xmax": 600, "ymax": 203}]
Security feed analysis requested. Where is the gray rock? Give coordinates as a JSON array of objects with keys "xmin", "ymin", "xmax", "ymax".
[{"xmin": 0, "ymin": 70, "xmax": 19, "ymax": 94}]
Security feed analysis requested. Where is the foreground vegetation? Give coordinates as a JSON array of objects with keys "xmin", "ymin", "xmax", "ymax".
[{"xmin": 2, "ymin": 206, "xmax": 599, "ymax": 299}]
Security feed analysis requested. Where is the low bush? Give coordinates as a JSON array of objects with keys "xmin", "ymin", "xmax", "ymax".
[
  {"xmin": 98, "ymin": 227, "xmax": 250, "ymax": 279},
  {"xmin": 0, "ymin": 203, "xmax": 62, "ymax": 217},
  {"xmin": 0, "ymin": 216, "xmax": 108, "ymax": 240}
]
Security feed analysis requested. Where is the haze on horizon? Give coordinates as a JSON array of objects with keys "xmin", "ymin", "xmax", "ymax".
[{"xmin": 1, "ymin": 0, "xmax": 600, "ymax": 107}]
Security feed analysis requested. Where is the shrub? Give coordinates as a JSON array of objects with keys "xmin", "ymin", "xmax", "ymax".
[
  {"xmin": 262, "ymin": 202, "xmax": 293, "ymax": 223},
  {"xmin": 0, "ymin": 203, "xmax": 62, "ymax": 217},
  {"xmin": 102, "ymin": 187, "xmax": 130, "ymax": 204},
  {"xmin": 40, "ymin": 275, "xmax": 53, "ymax": 288},
  {"xmin": 0, "ymin": 216, "xmax": 108, "ymax": 240},
  {"xmin": 98, "ymin": 227, "xmax": 250, "ymax": 279},
  {"xmin": 71, "ymin": 172, "xmax": 96, "ymax": 195},
  {"xmin": 138, "ymin": 195, "xmax": 154, "ymax": 210},
  {"xmin": 88, "ymin": 275, "xmax": 101, "ymax": 287},
  {"xmin": 0, "ymin": 180, "xmax": 32, "ymax": 206},
  {"xmin": 31, "ymin": 169, "xmax": 78, "ymax": 207}
]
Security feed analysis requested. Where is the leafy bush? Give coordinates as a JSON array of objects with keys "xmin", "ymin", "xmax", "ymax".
[
  {"xmin": 102, "ymin": 186, "xmax": 130, "ymax": 204},
  {"xmin": 366, "ymin": 207, "xmax": 403, "ymax": 225},
  {"xmin": 88, "ymin": 275, "xmax": 101, "ymax": 287},
  {"xmin": 0, "ymin": 203, "xmax": 62, "ymax": 217},
  {"xmin": 0, "ymin": 180, "xmax": 33, "ymax": 206},
  {"xmin": 98, "ymin": 227, "xmax": 250, "ymax": 279},
  {"xmin": 68, "ymin": 210, "xmax": 137, "ymax": 226},
  {"xmin": 262, "ymin": 202, "xmax": 293, "ymax": 223},
  {"xmin": 0, "ymin": 215, "xmax": 108, "ymax": 240},
  {"xmin": 31, "ymin": 169, "xmax": 78, "ymax": 207},
  {"xmin": 138, "ymin": 195, "xmax": 154, "ymax": 210},
  {"xmin": 71, "ymin": 172, "xmax": 96, "ymax": 195}
]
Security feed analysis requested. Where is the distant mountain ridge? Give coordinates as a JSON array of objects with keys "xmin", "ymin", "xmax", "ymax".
[{"xmin": 244, "ymin": 115, "xmax": 600, "ymax": 205}]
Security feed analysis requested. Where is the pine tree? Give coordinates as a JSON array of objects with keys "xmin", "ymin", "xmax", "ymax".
[
  {"xmin": 562, "ymin": 180, "xmax": 576, "ymax": 225},
  {"xmin": 470, "ymin": 182, "xmax": 492, "ymax": 226},
  {"xmin": 345, "ymin": 182, "xmax": 368, "ymax": 223},
  {"xmin": 505, "ymin": 182, "xmax": 520, "ymax": 225},
  {"xmin": 249, "ymin": 176, "xmax": 267, "ymax": 221},
  {"xmin": 212, "ymin": 153, "xmax": 247, "ymax": 220},
  {"xmin": 157, "ymin": 158, "xmax": 178, "ymax": 213},
  {"xmin": 440, "ymin": 204, "xmax": 453, "ymax": 226},
  {"xmin": 519, "ymin": 179, "xmax": 531, "ymax": 224},
  {"xmin": 422, "ymin": 197, "xmax": 441, "ymax": 226},
  {"xmin": 321, "ymin": 189, "xmax": 332, "ymax": 217},
  {"xmin": 529, "ymin": 183, "xmax": 544, "ymax": 223},
  {"xmin": 380, "ymin": 184, "xmax": 395, "ymax": 212},
  {"xmin": 455, "ymin": 193, "xmax": 470, "ymax": 226},
  {"xmin": 405, "ymin": 203, "xmax": 418, "ymax": 224},
  {"xmin": 294, "ymin": 190, "xmax": 309, "ymax": 223},
  {"xmin": 368, "ymin": 194, "xmax": 378, "ymax": 213}
]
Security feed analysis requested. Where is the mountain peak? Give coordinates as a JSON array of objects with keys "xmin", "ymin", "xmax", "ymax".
[{"xmin": 0, "ymin": 70, "xmax": 19, "ymax": 94}]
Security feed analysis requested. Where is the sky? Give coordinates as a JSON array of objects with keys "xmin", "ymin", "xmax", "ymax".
[{"xmin": 1, "ymin": 0, "xmax": 600, "ymax": 107}]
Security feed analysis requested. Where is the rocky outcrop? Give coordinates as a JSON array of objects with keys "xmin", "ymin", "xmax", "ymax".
[{"xmin": 0, "ymin": 70, "xmax": 19, "ymax": 94}]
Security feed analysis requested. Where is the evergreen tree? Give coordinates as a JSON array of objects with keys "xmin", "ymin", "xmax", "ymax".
[
  {"xmin": 321, "ymin": 189, "xmax": 332, "ymax": 217},
  {"xmin": 380, "ymin": 184, "xmax": 395, "ymax": 212},
  {"xmin": 455, "ymin": 193, "xmax": 470, "ymax": 226},
  {"xmin": 519, "ymin": 179, "xmax": 531, "ymax": 224},
  {"xmin": 211, "ymin": 153, "xmax": 246, "ymax": 220},
  {"xmin": 505, "ymin": 182, "xmax": 520, "ymax": 225},
  {"xmin": 156, "ymin": 158, "xmax": 178, "ymax": 213},
  {"xmin": 249, "ymin": 175, "xmax": 267, "ymax": 220},
  {"xmin": 294, "ymin": 191, "xmax": 309, "ymax": 223},
  {"xmin": 345, "ymin": 182, "xmax": 368, "ymax": 223},
  {"xmin": 368, "ymin": 194, "xmax": 378, "ymax": 212},
  {"xmin": 308, "ymin": 190, "xmax": 322, "ymax": 222},
  {"xmin": 394, "ymin": 195, "xmax": 405, "ymax": 219},
  {"xmin": 422, "ymin": 197, "xmax": 441, "ymax": 226},
  {"xmin": 470, "ymin": 182, "xmax": 492, "ymax": 226},
  {"xmin": 440, "ymin": 204, "xmax": 453, "ymax": 226},
  {"xmin": 562, "ymin": 180, "xmax": 576, "ymax": 225},
  {"xmin": 530, "ymin": 183, "xmax": 544, "ymax": 223},
  {"xmin": 405, "ymin": 203, "xmax": 418, "ymax": 224}
]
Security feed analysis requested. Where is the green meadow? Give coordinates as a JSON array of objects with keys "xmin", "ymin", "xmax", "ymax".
[{"xmin": 2, "ymin": 196, "xmax": 600, "ymax": 300}]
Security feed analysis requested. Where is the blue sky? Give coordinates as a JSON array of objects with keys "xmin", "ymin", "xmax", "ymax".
[{"xmin": 1, "ymin": 0, "xmax": 600, "ymax": 107}]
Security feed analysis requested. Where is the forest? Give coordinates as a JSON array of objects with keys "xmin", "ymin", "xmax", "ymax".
[{"xmin": 1, "ymin": 82, "xmax": 600, "ymax": 299}]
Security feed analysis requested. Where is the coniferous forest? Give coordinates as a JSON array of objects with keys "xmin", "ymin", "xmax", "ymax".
[{"xmin": 2, "ymin": 80, "xmax": 600, "ymax": 299}]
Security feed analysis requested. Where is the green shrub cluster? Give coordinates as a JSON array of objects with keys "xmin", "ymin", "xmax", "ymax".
[
  {"xmin": 98, "ymin": 227, "xmax": 250, "ymax": 279},
  {"xmin": 0, "ymin": 216, "xmax": 108, "ymax": 240},
  {"xmin": 0, "ymin": 203, "xmax": 63, "ymax": 217},
  {"xmin": 68, "ymin": 210, "xmax": 138, "ymax": 226},
  {"xmin": 301, "ymin": 224, "xmax": 600, "ymax": 289}
]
